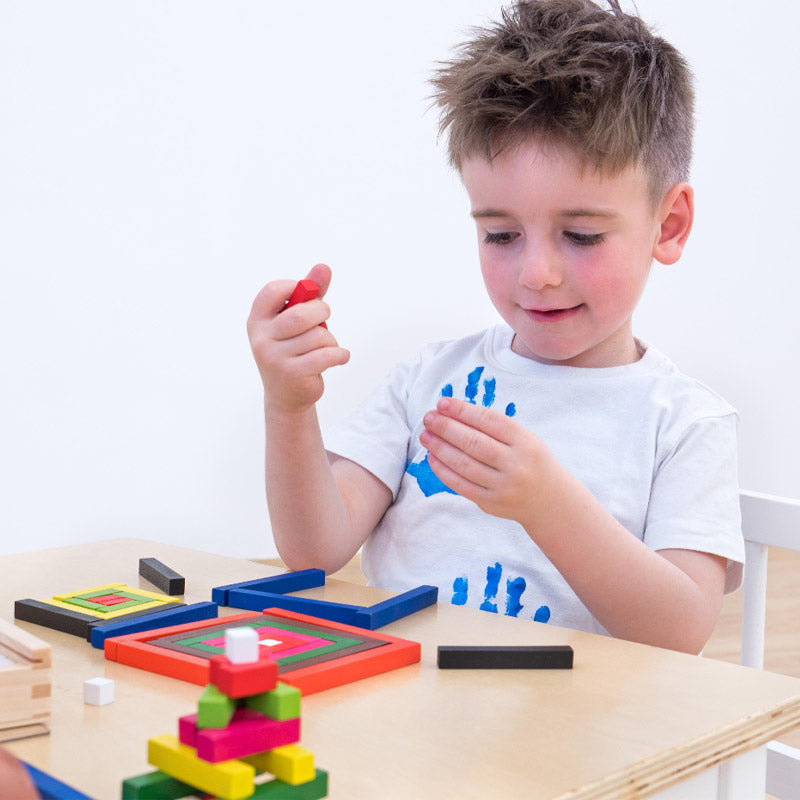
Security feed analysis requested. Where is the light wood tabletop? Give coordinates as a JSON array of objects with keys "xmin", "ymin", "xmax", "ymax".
[{"xmin": 3, "ymin": 538, "xmax": 800, "ymax": 799}]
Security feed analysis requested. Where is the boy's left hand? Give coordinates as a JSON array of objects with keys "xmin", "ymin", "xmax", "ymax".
[{"xmin": 420, "ymin": 396, "xmax": 561, "ymax": 528}]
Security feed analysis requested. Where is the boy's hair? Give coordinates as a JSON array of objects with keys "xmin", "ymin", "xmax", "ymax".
[{"xmin": 430, "ymin": 0, "xmax": 694, "ymax": 200}]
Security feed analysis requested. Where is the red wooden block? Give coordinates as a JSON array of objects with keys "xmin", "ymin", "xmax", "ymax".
[
  {"xmin": 283, "ymin": 279, "xmax": 327, "ymax": 329},
  {"xmin": 180, "ymin": 708, "xmax": 301, "ymax": 763},
  {"xmin": 262, "ymin": 608, "xmax": 422, "ymax": 696},
  {"xmin": 90, "ymin": 594, "xmax": 130, "ymax": 606},
  {"xmin": 209, "ymin": 654, "xmax": 278, "ymax": 698}
]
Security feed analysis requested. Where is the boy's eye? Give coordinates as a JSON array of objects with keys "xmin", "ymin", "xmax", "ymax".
[
  {"xmin": 564, "ymin": 231, "xmax": 605, "ymax": 247},
  {"xmin": 484, "ymin": 231, "xmax": 519, "ymax": 246}
]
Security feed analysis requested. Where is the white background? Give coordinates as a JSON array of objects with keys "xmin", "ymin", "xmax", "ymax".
[{"xmin": 2, "ymin": 1, "xmax": 798, "ymax": 558}]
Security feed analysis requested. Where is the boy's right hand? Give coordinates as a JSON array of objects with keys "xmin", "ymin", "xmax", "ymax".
[{"xmin": 247, "ymin": 263, "xmax": 350, "ymax": 414}]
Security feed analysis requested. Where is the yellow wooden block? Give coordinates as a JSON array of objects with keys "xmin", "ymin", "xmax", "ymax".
[
  {"xmin": 148, "ymin": 733, "xmax": 255, "ymax": 800},
  {"xmin": 39, "ymin": 596, "xmax": 178, "ymax": 619},
  {"xmin": 53, "ymin": 583, "xmax": 125, "ymax": 600},
  {"xmin": 243, "ymin": 744, "xmax": 315, "ymax": 785}
]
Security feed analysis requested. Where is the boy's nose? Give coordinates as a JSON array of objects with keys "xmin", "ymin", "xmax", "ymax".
[{"xmin": 518, "ymin": 245, "xmax": 563, "ymax": 291}]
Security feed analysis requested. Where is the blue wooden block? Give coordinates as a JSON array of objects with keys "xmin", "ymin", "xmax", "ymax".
[
  {"xmin": 22, "ymin": 762, "xmax": 96, "ymax": 800},
  {"xmin": 89, "ymin": 602, "xmax": 219, "ymax": 648},
  {"xmin": 352, "ymin": 585, "xmax": 438, "ymax": 629},
  {"xmin": 227, "ymin": 589, "xmax": 362, "ymax": 625},
  {"xmin": 212, "ymin": 569, "xmax": 325, "ymax": 606}
]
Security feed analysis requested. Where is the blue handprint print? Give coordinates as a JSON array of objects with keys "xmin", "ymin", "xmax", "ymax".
[
  {"xmin": 451, "ymin": 563, "xmax": 551, "ymax": 622},
  {"xmin": 406, "ymin": 366, "xmax": 517, "ymax": 497}
]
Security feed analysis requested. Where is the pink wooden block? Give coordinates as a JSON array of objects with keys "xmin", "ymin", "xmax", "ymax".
[
  {"xmin": 179, "ymin": 708, "xmax": 301, "ymax": 762},
  {"xmin": 179, "ymin": 708, "xmax": 265, "ymax": 747}
]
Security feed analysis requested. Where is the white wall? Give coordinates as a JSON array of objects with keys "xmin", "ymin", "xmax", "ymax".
[{"xmin": 2, "ymin": 1, "xmax": 798, "ymax": 559}]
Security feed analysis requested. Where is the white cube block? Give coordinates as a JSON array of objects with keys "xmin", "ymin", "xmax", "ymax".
[
  {"xmin": 84, "ymin": 677, "xmax": 114, "ymax": 706},
  {"xmin": 224, "ymin": 627, "xmax": 259, "ymax": 664}
]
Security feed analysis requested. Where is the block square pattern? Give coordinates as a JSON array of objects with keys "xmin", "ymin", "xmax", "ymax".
[{"xmin": 105, "ymin": 608, "xmax": 422, "ymax": 695}]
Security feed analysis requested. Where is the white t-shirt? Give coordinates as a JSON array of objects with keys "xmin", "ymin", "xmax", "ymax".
[{"xmin": 324, "ymin": 325, "xmax": 744, "ymax": 635}]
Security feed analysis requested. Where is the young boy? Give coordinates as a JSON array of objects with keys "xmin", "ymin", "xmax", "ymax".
[{"xmin": 247, "ymin": 0, "xmax": 743, "ymax": 654}]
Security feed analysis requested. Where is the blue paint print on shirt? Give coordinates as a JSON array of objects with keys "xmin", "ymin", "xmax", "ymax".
[
  {"xmin": 448, "ymin": 564, "xmax": 551, "ymax": 623},
  {"xmin": 452, "ymin": 576, "xmax": 468, "ymax": 605},
  {"xmin": 505, "ymin": 576, "xmax": 526, "ymax": 617},
  {"xmin": 465, "ymin": 366, "xmax": 483, "ymax": 404},
  {"xmin": 480, "ymin": 562, "xmax": 502, "ymax": 613},
  {"xmin": 406, "ymin": 457, "xmax": 457, "ymax": 497},
  {"xmin": 482, "ymin": 377, "xmax": 496, "ymax": 407},
  {"xmin": 406, "ymin": 367, "xmax": 517, "ymax": 498}
]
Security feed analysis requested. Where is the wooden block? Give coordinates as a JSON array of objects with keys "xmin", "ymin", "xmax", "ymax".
[
  {"xmin": 248, "ymin": 769, "xmax": 328, "ymax": 799},
  {"xmin": 197, "ymin": 683, "xmax": 236, "ymax": 729},
  {"xmin": 15, "ymin": 598, "xmax": 96, "ymax": 638},
  {"xmin": 245, "ymin": 682, "xmax": 301, "ymax": 721},
  {"xmin": 53, "ymin": 583, "xmax": 126, "ymax": 601},
  {"xmin": 84, "ymin": 677, "xmax": 114, "ymax": 705},
  {"xmin": 437, "ymin": 644, "xmax": 574, "ymax": 669},
  {"xmin": 21, "ymin": 761, "xmax": 96, "ymax": 800},
  {"xmin": 352, "ymin": 585, "xmax": 438, "ymax": 629},
  {"xmin": 283, "ymin": 279, "xmax": 327, "ymax": 329},
  {"xmin": 0, "ymin": 618, "xmax": 51, "ymax": 666},
  {"xmin": 0, "ymin": 619, "xmax": 52, "ymax": 737},
  {"xmin": 90, "ymin": 602, "xmax": 217, "ymax": 648},
  {"xmin": 148, "ymin": 733, "xmax": 255, "ymax": 800},
  {"xmin": 139, "ymin": 558, "xmax": 186, "ymax": 596},
  {"xmin": 227, "ymin": 590, "xmax": 361, "ymax": 626},
  {"xmin": 209, "ymin": 654, "xmax": 278, "ymax": 698},
  {"xmin": 225, "ymin": 627, "xmax": 259, "ymax": 664},
  {"xmin": 180, "ymin": 708, "xmax": 301, "ymax": 763},
  {"xmin": 244, "ymin": 744, "xmax": 315, "ymax": 785},
  {"xmin": 212, "ymin": 570, "xmax": 325, "ymax": 607},
  {"xmin": 0, "ymin": 723, "xmax": 49, "ymax": 743},
  {"xmin": 121, "ymin": 769, "xmax": 199, "ymax": 800}
]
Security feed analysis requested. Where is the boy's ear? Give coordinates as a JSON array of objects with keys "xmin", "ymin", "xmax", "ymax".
[{"xmin": 653, "ymin": 183, "xmax": 694, "ymax": 265}]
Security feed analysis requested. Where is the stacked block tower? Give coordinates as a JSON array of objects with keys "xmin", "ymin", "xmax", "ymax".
[{"xmin": 123, "ymin": 627, "xmax": 328, "ymax": 800}]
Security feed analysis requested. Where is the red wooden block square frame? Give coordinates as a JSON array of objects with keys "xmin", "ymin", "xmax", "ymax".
[{"xmin": 104, "ymin": 608, "xmax": 420, "ymax": 695}]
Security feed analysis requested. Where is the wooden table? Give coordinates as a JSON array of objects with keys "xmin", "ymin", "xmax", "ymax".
[{"xmin": 3, "ymin": 538, "xmax": 800, "ymax": 799}]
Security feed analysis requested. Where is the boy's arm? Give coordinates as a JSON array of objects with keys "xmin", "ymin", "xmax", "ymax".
[
  {"xmin": 248, "ymin": 264, "xmax": 392, "ymax": 572},
  {"xmin": 420, "ymin": 397, "xmax": 727, "ymax": 654}
]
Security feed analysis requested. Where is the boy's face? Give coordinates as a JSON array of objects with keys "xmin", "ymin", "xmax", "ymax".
[{"xmin": 461, "ymin": 138, "xmax": 665, "ymax": 368}]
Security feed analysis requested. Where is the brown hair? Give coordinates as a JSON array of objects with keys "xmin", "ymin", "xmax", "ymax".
[{"xmin": 430, "ymin": 0, "xmax": 694, "ymax": 199}]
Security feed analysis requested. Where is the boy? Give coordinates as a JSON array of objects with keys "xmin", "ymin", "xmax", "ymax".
[{"xmin": 247, "ymin": 0, "xmax": 743, "ymax": 654}]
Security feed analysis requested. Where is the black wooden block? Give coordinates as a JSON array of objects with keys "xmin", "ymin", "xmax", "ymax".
[
  {"xmin": 14, "ymin": 598, "xmax": 95, "ymax": 638},
  {"xmin": 437, "ymin": 644, "xmax": 574, "ymax": 669},
  {"xmin": 139, "ymin": 557, "xmax": 185, "ymax": 595}
]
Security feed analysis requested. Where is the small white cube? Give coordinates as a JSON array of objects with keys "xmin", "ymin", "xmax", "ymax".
[
  {"xmin": 224, "ymin": 627, "xmax": 259, "ymax": 664},
  {"xmin": 84, "ymin": 677, "xmax": 114, "ymax": 706}
]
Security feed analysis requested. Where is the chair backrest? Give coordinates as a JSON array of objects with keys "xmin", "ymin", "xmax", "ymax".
[
  {"xmin": 739, "ymin": 490, "xmax": 800, "ymax": 800},
  {"xmin": 739, "ymin": 489, "xmax": 800, "ymax": 670}
]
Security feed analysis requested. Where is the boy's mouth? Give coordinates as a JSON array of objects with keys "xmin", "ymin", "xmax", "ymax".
[{"xmin": 525, "ymin": 304, "xmax": 583, "ymax": 322}]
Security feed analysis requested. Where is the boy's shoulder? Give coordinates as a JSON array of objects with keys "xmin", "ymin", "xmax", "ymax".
[{"xmin": 638, "ymin": 343, "xmax": 737, "ymax": 421}]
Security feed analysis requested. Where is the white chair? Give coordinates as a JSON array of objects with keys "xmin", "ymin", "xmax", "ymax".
[{"xmin": 740, "ymin": 489, "xmax": 800, "ymax": 799}]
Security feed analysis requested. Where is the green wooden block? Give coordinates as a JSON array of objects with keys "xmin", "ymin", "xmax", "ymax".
[
  {"xmin": 246, "ymin": 681, "xmax": 301, "ymax": 720},
  {"xmin": 197, "ymin": 682, "xmax": 236, "ymax": 728},
  {"xmin": 121, "ymin": 770, "xmax": 198, "ymax": 799},
  {"xmin": 250, "ymin": 769, "xmax": 328, "ymax": 799}
]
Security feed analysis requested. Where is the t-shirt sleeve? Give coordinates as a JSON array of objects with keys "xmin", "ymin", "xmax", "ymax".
[
  {"xmin": 644, "ymin": 413, "xmax": 744, "ymax": 593},
  {"xmin": 323, "ymin": 360, "xmax": 415, "ymax": 500}
]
